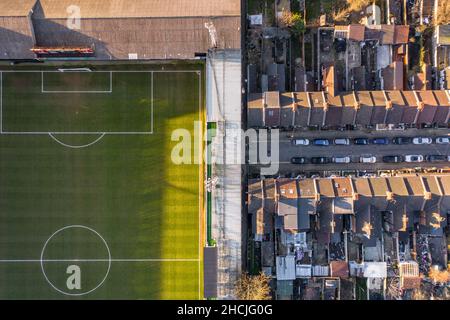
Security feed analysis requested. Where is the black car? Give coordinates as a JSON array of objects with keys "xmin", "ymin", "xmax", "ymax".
[
  {"xmin": 310, "ymin": 157, "xmax": 331, "ymax": 164},
  {"xmin": 392, "ymin": 137, "xmax": 412, "ymax": 145},
  {"xmin": 371, "ymin": 137, "xmax": 390, "ymax": 145},
  {"xmin": 425, "ymin": 155, "xmax": 447, "ymax": 163},
  {"xmin": 354, "ymin": 138, "xmax": 369, "ymax": 145},
  {"xmin": 291, "ymin": 157, "xmax": 307, "ymax": 164},
  {"xmin": 382, "ymin": 155, "xmax": 404, "ymax": 163}
]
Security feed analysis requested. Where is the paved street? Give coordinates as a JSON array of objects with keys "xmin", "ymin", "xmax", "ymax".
[{"xmin": 249, "ymin": 128, "xmax": 450, "ymax": 174}]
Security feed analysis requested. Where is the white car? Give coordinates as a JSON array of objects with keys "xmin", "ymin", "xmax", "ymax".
[
  {"xmin": 292, "ymin": 138, "xmax": 310, "ymax": 146},
  {"xmin": 333, "ymin": 156, "xmax": 351, "ymax": 164},
  {"xmin": 412, "ymin": 137, "xmax": 432, "ymax": 145},
  {"xmin": 436, "ymin": 137, "xmax": 450, "ymax": 144},
  {"xmin": 405, "ymin": 155, "xmax": 424, "ymax": 163},
  {"xmin": 360, "ymin": 155, "xmax": 377, "ymax": 163}
]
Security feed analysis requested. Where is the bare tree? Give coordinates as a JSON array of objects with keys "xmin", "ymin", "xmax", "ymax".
[
  {"xmin": 235, "ymin": 272, "xmax": 271, "ymax": 300},
  {"xmin": 278, "ymin": 9, "xmax": 305, "ymax": 35},
  {"xmin": 386, "ymin": 277, "xmax": 402, "ymax": 300},
  {"xmin": 435, "ymin": 0, "xmax": 450, "ymax": 25},
  {"xmin": 333, "ymin": 0, "xmax": 373, "ymax": 22},
  {"xmin": 428, "ymin": 266, "xmax": 449, "ymax": 285}
]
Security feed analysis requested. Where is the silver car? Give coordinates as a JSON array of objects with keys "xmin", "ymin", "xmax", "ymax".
[
  {"xmin": 334, "ymin": 138, "xmax": 350, "ymax": 145},
  {"xmin": 333, "ymin": 156, "xmax": 351, "ymax": 164},
  {"xmin": 360, "ymin": 155, "xmax": 376, "ymax": 163}
]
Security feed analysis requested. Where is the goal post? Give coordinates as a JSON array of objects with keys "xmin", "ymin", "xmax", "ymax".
[{"xmin": 57, "ymin": 68, "xmax": 92, "ymax": 72}]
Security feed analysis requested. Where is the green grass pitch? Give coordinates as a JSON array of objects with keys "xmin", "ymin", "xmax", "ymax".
[{"xmin": 0, "ymin": 66, "xmax": 204, "ymax": 299}]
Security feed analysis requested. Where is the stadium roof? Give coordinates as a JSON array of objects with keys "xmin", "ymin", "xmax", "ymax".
[
  {"xmin": 0, "ymin": 0, "xmax": 36, "ymax": 17},
  {"xmin": 0, "ymin": 0, "xmax": 241, "ymax": 60},
  {"xmin": 35, "ymin": 0, "xmax": 240, "ymax": 18}
]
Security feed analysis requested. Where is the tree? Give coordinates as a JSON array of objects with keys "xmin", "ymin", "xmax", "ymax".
[
  {"xmin": 333, "ymin": 0, "xmax": 372, "ymax": 22},
  {"xmin": 278, "ymin": 10, "xmax": 305, "ymax": 36},
  {"xmin": 428, "ymin": 266, "xmax": 449, "ymax": 285},
  {"xmin": 235, "ymin": 272, "xmax": 271, "ymax": 300}
]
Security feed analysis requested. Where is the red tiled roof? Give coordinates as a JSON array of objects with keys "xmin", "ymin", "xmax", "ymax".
[
  {"xmin": 401, "ymin": 277, "xmax": 421, "ymax": 290},
  {"xmin": 394, "ymin": 25, "xmax": 410, "ymax": 44},
  {"xmin": 330, "ymin": 261, "xmax": 349, "ymax": 278},
  {"xmin": 348, "ymin": 24, "xmax": 365, "ymax": 41}
]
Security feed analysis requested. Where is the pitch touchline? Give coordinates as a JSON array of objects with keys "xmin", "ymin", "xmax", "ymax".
[{"xmin": 0, "ymin": 258, "xmax": 200, "ymax": 263}]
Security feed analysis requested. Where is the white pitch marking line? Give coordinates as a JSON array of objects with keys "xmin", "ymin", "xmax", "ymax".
[
  {"xmin": 48, "ymin": 132, "xmax": 106, "ymax": 149},
  {"xmin": 0, "ymin": 70, "xmax": 200, "ymax": 73},
  {"xmin": 42, "ymin": 91, "xmax": 112, "ymax": 94},
  {"xmin": 1, "ymin": 132, "xmax": 154, "ymax": 135},
  {"xmin": 1, "ymin": 70, "xmax": 157, "ymax": 135},
  {"xmin": 0, "ymin": 259, "xmax": 200, "ymax": 263},
  {"xmin": 198, "ymin": 70, "xmax": 202, "ymax": 300},
  {"xmin": 0, "ymin": 71, "xmax": 2, "ymax": 133},
  {"xmin": 41, "ymin": 71, "xmax": 113, "ymax": 94},
  {"xmin": 151, "ymin": 71, "xmax": 154, "ymax": 134}
]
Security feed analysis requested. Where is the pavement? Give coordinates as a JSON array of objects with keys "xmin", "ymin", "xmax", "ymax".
[
  {"xmin": 208, "ymin": 51, "xmax": 242, "ymax": 300},
  {"xmin": 248, "ymin": 128, "xmax": 450, "ymax": 175}
]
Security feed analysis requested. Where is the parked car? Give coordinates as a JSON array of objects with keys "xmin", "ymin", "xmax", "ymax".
[
  {"xmin": 334, "ymin": 138, "xmax": 350, "ymax": 145},
  {"xmin": 313, "ymin": 139, "xmax": 330, "ymax": 146},
  {"xmin": 292, "ymin": 138, "xmax": 310, "ymax": 146},
  {"xmin": 333, "ymin": 156, "xmax": 351, "ymax": 164},
  {"xmin": 354, "ymin": 138, "xmax": 369, "ymax": 145},
  {"xmin": 412, "ymin": 137, "xmax": 432, "ymax": 145},
  {"xmin": 392, "ymin": 137, "xmax": 412, "ymax": 145},
  {"xmin": 360, "ymin": 155, "xmax": 377, "ymax": 163},
  {"xmin": 291, "ymin": 157, "xmax": 307, "ymax": 164},
  {"xmin": 425, "ymin": 155, "xmax": 447, "ymax": 163},
  {"xmin": 405, "ymin": 155, "xmax": 424, "ymax": 163},
  {"xmin": 310, "ymin": 157, "xmax": 331, "ymax": 164},
  {"xmin": 371, "ymin": 137, "xmax": 390, "ymax": 145},
  {"xmin": 382, "ymin": 155, "xmax": 404, "ymax": 163},
  {"xmin": 436, "ymin": 136, "xmax": 450, "ymax": 144}
]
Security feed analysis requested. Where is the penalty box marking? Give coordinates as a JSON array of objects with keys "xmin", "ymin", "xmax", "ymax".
[
  {"xmin": 0, "ymin": 70, "xmax": 201, "ymax": 135},
  {"xmin": 41, "ymin": 71, "xmax": 113, "ymax": 94}
]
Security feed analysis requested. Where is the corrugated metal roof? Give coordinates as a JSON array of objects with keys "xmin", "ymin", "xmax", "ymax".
[
  {"xmin": 0, "ymin": 0, "xmax": 36, "ymax": 17},
  {"xmin": 312, "ymin": 265, "xmax": 329, "ymax": 277},
  {"xmin": 296, "ymin": 264, "xmax": 312, "ymax": 278},
  {"xmin": 33, "ymin": 16, "xmax": 240, "ymax": 59},
  {"xmin": 36, "ymin": 0, "xmax": 240, "ymax": 18},
  {"xmin": 0, "ymin": 16, "xmax": 35, "ymax": 58},
  {"xmin": 276, "ymin": 256, "xmax": 296, "ymax": 281}
]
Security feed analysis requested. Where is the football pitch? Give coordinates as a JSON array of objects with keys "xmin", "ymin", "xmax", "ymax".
[{"xmin": 0, "ymin": 66, "xmax": 204, "ymax": 299}]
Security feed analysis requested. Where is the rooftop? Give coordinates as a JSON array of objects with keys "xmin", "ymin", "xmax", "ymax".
[{"xmin": 35, "ymin": 0, "xmax": 241, "ymax": 19}]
